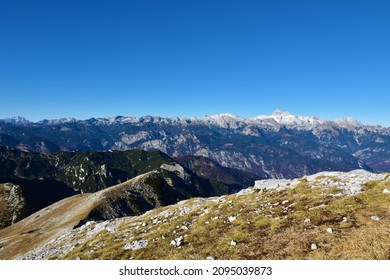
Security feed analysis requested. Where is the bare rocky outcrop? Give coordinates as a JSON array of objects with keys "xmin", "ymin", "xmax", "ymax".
[
  {"xmin": 254, "ymin": 169, "xmax": 386, "ymax": 195},
  {"xmin": 0, "ymin": 183, "xmax": 25, "ymax": 228}
]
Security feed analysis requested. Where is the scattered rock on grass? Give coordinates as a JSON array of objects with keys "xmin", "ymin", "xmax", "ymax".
[
  {"xmin": 170, "ymin": 236, "xmax": 184, "ymax": 247},
  {"xmin": 124, "ymin": 240, "xmax": 148, "ymax": 251}
]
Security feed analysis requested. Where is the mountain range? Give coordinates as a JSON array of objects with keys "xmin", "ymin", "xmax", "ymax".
[
  {"xmin": 1, "ymin": 110, "xmax": 389, "ymax": 178},
  {"xmin": 0, "ymin": 110, "xmax": 389, "ymax": 260}
]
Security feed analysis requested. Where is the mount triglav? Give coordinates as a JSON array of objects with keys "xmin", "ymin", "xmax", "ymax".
[{"xmin": 1, "ymin": 110, "xmax": 389, "ymax": 178}]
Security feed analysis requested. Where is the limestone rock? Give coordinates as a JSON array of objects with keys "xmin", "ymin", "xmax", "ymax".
[
  {"xmin": 228, "ymin": 216, "xmax": 237, "ymax": 223},
  {"xmin": 124, "ymin": 240, "xmax": 148, "ymax": 251},
  {"xmin": 170, "ymin": 236, "xmax": 184, "ymax": 247}
]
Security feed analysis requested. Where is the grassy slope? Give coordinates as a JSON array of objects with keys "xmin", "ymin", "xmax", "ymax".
[
  {"xmin": 0, "ymin": 173, "xmax": 159, "ymax": 259},
  {"xmin": 1, "ymin": 173, "xmax": 389, "ymax": 260},
  {"xmin": 58, "ymin": 175, "xmax": 390, "ymax": 260}
]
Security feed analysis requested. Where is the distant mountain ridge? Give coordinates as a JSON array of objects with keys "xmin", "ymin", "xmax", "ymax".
[
  {"xmin": 1, "ymin": 111, "xmax": 389, "ymax": 177},
  {"xmin": 0, "ymin": 116, "xmax": 31, "ymax": 125},
  {"xmin": 2, "ymin": 110, "xmax": 387, "ymax": 129}
]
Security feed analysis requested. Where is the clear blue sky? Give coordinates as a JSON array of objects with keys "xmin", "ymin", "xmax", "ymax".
[{"xmin": 1, "ymin": 0, "xmax": 389, "ymax": 125}]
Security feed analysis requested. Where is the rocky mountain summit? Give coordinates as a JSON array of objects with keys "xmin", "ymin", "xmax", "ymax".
[
  {"xmin": 1, "ymin": 111, "xmax": 389, "ymax": 178},
  {"xmin": 1, "ymin": 169, "xmax": 388, "ymax": 260}
]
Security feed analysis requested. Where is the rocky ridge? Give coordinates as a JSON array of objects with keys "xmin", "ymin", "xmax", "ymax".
[
  {"xmin": 254, "ymin": 169, "xmax": 384, "ymax": 195},
  {"xmin": 0, "ymin": 146, "xmax": 257, "ymax": 229},
  {"xmin": 1, "ymin": 169, "xmax": 388, "ymax": 260}
]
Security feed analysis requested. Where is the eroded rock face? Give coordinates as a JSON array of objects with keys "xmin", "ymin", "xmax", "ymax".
[
  {"xmin": 0, "ymin": 183, "xmax": 25, "ymax": 228},
  {"xmin": 160, "ymin": 163, "xmax": 190, "ymax": 181}
]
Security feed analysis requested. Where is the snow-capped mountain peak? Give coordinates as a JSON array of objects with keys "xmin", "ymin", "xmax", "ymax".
[
  {"xmin": 0, "ymin": 116, "xmax": 31, "ymax": 125},
  {"xmin": 1, "ymin": 111, "xmax": 387, "ymax": 135},
  {"xmin": 202, "ymin": 113, "xmax": 246, "ymax": 128},
  {"xmin": 253, "ymin": 110, "xmax": 325, "ymax": 130},
  {"xmin": 334, "ymin": 117, "xmax": 363, "ymax": 127},
  {"xmin": 1, "ymin": 110, "xmax": 389, "ymax": 178},
  {"xmin": 37, "ymin": 117, "xmax": 77, "ymax": 125},
  {"xmin": 272, "ymin": 109, "xmax": 292, "ymax": 116}
]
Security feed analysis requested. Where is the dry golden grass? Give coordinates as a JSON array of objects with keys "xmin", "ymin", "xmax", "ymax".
[
  {"xmin": 61, "ymin": 176, "xmax": 388, "ymax": 260},
  {"xmin": 335, "ymin": 225, "xmax": 390, "ymax": 259},
  {"xmin": 0, "ymin": 184, "xmax": 6, "ymax": 213},
  {"xmin": 1, "ymin": 174, "xmax": 389, "ymax": 260},
  {"xmin": 0, "ymin": 193, "xmax": 90, "ymax": 259},
  {"xmin": 0, "ymin": 175, "xmax": 151, "ymax": 259}
]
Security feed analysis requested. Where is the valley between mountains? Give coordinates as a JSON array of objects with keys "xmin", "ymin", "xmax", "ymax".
[{"xmin": 0, "ymin": 111, "xmax": 389, "ymax": 259}]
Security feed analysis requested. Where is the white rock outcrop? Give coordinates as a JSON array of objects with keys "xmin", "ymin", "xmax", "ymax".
[
  {"xmin": 170, "ymin": 236, "xmax": 184, "ymax": 247},
  {"xmin": 254, "ymin": 179, "xmax": 300, "ymax": 191},
  {"xmin": 124, "ymin": 240, "xmax": 148, "ymax": 251}
]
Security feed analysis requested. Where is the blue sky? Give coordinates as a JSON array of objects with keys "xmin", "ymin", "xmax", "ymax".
[{"xmin": 1, "ymin": 0, "xmax": 389, "ymax": 125}]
